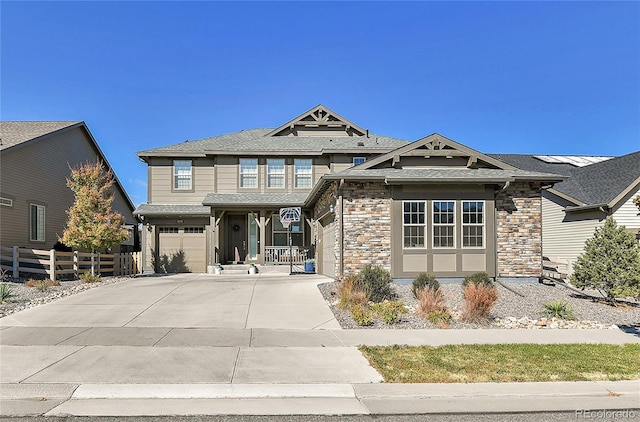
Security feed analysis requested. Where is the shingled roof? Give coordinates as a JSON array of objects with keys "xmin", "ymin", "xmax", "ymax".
[
  {"xmin": 0, "ymin": 121, "xmax": 81, "ymax": 151},
  {"xmin": 491, "ymin": 152, "xmax": 640, "ymax": 209}
]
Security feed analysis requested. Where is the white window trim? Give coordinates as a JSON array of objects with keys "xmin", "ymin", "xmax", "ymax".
[
  {"xmin": 0, "ymin": 197, "xmax": 13, "ymax": 207},
  {"xmin": 266, "ymin": 158, "xmax": 285, "ymax": 189},
  {"xmin": 240, "ymin": 158, "xmax": 258, "ymax": 189},
  {"xmin": 294, "ymin": 159, "xmax": 312, "ymax": 188},
  {"xmin": 402, "ymin": 200, "xmax": 427, "ymax": 249},
  {"xmin": 432, "ymin": 200, "xmax": 456, "ymax": 249},
  {"xmin": 29, "ymin": 204, "xmax": 46, "ymax": 242},
  {"xmin": 173, "ymin": 160, "xmax": 193, "ymax": 190},
  {"xmin": 462, "ymin": 200, "xmax": 486, "ymax": 249}
]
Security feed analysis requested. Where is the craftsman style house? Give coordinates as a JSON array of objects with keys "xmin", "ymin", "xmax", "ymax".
[
  {"xmin": 0, "ymin": 121, "xmax": 137, "ymax": 252},
  {"xmin": 135, "ymin": 105, "xmax": 566, "ymax": 279}
]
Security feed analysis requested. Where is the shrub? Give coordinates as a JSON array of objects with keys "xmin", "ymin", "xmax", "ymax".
[
  {"xmin": 427, "ymin": 309, "xmax": 452, "ymax": 327},
  {"xmin": 412, "ymin": 273, "xmax": 439, "ymax": 299},
  {"xmin": 416, "ymin": 286, "xmax": 448, "ymax": 318},
  {"xmin": 0, "ymin": 283, "xmax": 15, "ymax": 304},
  {"xmin": 337, "ymin": 275, "xmax": 369, "ymax": 309},
  {"xmin": 357, "ymin": 264, "xmax": 393, "ymax": 303},
  {"xmin": 461, "ymin": 282, "xmax": 498, "ymax": 323},
  {"xmin": 80, "ymin": 272, "xmax": 101, "ymax": 283},
  {"xmin": 370, "ymin": 300, "xmax": 408, "ymax": 325},
  {"xmin": 462, "ymin": 272, "xmax": 493, "ymax": 288},
  {"xmin": 570, "ymin": 217, "xmax": 640, "ymax": 302},
  {"xmin": 25, "ymin": 279, "xmax": 60, "ymax": 292},
  {"xmin": 540, "ymin": 300, "xmax": 575, "ymax": 320},
  {"xmin": 350, "ymin": 304, "xmax": 372, "ymax": 326}
]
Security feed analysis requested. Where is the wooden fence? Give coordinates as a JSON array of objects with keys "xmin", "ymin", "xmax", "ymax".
[{"xmin": 0, "ymin": 246, "xmax": 140, "ymax": 280}]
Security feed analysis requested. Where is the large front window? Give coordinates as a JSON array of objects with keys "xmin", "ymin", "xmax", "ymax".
[
  {"xmin": 267, "ymin": 159, "xmax": 285, "ymax": 188},
  {"xmin": 433, "ymin": 201, "xmax": 455, "ymax": 248},
  {"xmin": 173, "ymin": 160, "xmax": 192, "ymax": 190},
  {"xmin": 294, "ymin": 159, "xmax": 312, "ymax": 188},
  {"xmin": 240, "ymin": 158, "xmax": 258, "ymax": 188},
  {"xmin": 30, "ymin": 204, "xmax": 45, "ymax": 242},
  {"xmin": 462, "ymin": 201, "xmax": 484, "ymax": 248},
  {"xmin": 272, "ymin": 214, "xmax": 304, "ymax": 247},
  {"xmin": 403, "ymin": 201, "xmax": 425, "ymax": 248}
]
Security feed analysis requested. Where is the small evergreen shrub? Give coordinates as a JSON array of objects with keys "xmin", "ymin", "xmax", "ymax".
[
  {"xmin": 427, "ymin": 309, "xmax": 452, "ymax": 327},
  {"xmin": 462, "ymin": 272, "xmax": 493, "ymax": 288},
  {"xmin": 350, "ymin": 304, "xmax": 372, "ymax": 326},
  {"xmin": 80, "ymin": 272, "xmax": 101, "ymax": 283},
  {"xmin": 540, "ymin": 300, "xmax": 575, "ymax": 320},
  {"xmin": 412, "ymin": 273, "xmax": 439, "ymax": 299},
  {"xmin": 370, "ymin": 300, "xmax": 408, "ymax": 325},
  {"xmin": 357, "ymin": 264, "xmax": 393, "ymax": 303},
  {"xmin": 461, "ymin": 282, "xmax": 498, "ymax": 322}
]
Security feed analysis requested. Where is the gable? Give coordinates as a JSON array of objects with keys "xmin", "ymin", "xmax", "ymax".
[
  {"xmin": 266, "ymin": 104, "xmax": 367, "ymax": 137},
  {"xmin": 357, "ymin": 133, "xmax": 517, "ymax": 170}
]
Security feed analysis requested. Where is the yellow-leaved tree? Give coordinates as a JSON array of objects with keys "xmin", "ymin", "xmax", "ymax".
[{"xmin": 60, "ymin": 160, "xmax": 129, "ymax": 276}]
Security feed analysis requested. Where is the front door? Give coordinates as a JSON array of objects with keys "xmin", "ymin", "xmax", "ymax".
[{"xmin": 227, "ymin": 215, "xmax": 247, "ymax": 263}]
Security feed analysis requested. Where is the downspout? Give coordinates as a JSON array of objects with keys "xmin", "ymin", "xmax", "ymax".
[{"xmin": 338, "ymin": 179, "xmax": 345, "ymax": 278}]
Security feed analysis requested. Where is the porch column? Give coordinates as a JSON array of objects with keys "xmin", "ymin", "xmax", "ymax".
[
  {"xmin": 259, "ymin": 210, "xmax": 266, "ymax": 265},
  {"xmin": 208, "ymin": 210, "xmax": 215, "ymax": 267}
]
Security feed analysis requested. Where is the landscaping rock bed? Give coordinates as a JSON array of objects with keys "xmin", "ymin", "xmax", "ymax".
[
  {"xmin": 318, "ymin": 281, "xmax": 640, "ymax": 330},
  {"xmin": 0, "ymin": 276, "xmax": 132, "ymax": 318}
]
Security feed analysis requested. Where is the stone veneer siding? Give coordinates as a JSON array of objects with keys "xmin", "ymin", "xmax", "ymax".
[
  {"xmin": 495, "ymin": 182, "xmax": 543, "ymax": 278},
  {"xmin": 342, "ymin": 182, "xmax": 392, "ymax": 275}
]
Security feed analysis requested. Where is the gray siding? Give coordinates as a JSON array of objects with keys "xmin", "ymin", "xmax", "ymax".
[
  {"xmin": 612, "ymin": 190, "xmax": 640, "ymax": 229},
  {"xmin": 148, "ymin": 157, "xmax": 215, "ymax": 203},
  {"xmin": 0, "ymin": 127, "xmax": 134, "ymax": 250}
]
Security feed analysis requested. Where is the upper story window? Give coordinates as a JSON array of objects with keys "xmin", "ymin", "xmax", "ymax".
[
  {"xmin": 462, "ymin": 201, "xmax": 484, "ymax": 248},
  {"xmin": 403, "ymin": 201, "xmax": 425, "ymax": 248},
  {"xmin": 240, "ymin": 158, "xmax": 258, "ymax": 188},
  {"xmin": 267, "ymin": 159, "xmax": 285, "ymax": 189},
  {"xmin": 353, "ymin": 157, "xmax": 366, "ymax": 166},
  {"xmin": 0, "ymin": 197, "xmax": 13, "ymax": 207},
  {"xmin": 173, "ymin": 160, "xmax": 192, "ymax": 190},
  {"xmin": 294, "ymin": 159, "xmax": 312, "ymax": 188},
  {"xmin": 433, "ymin": 201, "xmax": 455, "ymax": 248},
  {"xmin": 30, "ymin": 204, "xmax": 45, "ymax": 242}
]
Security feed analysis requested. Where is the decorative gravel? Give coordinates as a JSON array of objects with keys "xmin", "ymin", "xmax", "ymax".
[
  {"xmin": 318, "ymin": 281, "xmax": 640, "ymax": 330},
  {"xmin": 0, "ymin": 276, "xmax": 133, "ymax": 318}
]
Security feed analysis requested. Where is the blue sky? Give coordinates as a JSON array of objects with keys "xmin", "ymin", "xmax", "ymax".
[{"xmin": 2, "ymin": 1, "xmax": 639, "ymax": 206}]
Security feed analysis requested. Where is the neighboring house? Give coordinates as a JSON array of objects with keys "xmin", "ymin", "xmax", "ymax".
[
  {"xmin": 491, "ymin": 152, "xmax": 640, "ymax": 274},
  {"xmin": 0, "ymin": 121, "xmax": 138, "ymax": 252},
  {"xmin": 135, "ymin": 105, "xmax": 565, "ymax": 279}
]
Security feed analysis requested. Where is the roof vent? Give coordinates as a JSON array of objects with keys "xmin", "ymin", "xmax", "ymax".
[{"xmin": 357, "ymin": 141, "xmax": 365, "ymax": 147}]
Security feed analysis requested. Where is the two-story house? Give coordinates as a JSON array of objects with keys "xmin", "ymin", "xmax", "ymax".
[
  {"xmin": 135, "ymin": 105, "xmax": 407, "ymax": 273},
  {"xmin": 0, "ymin": 121, "xmax": 137, "ymax": 253},
  {"xmin": 135, "ymin": 104, "xmax": 566, "ymax": 280}
]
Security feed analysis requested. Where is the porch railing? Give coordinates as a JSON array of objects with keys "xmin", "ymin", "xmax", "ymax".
[{"xmin": 264, "ymin": 246, "xmax": 307, "ymax": 265}]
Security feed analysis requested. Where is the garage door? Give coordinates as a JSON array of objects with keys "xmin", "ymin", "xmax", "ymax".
[
  {"xmin": 158, "ymin": 227, "xmax": 206, "ymax": 273},
  {"xmin": 321, "ymin": 217, "xmax": 336, "ymax": 278}
]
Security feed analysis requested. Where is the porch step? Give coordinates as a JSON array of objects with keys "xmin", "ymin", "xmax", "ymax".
[
  {"xmin": 220, "ymin": 264, "xmax": 251, "ymax": 275},
  {"xmin": 217, "ymin": 264, "xmax": 294, "ymax": 275}
]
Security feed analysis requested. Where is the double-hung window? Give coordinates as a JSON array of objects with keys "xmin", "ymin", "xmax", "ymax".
[
  {"xmin": 462, "ymin": 201, "xmax": 484, "ymax": 247},
  {"xmin": 294, "ymin": 159, "xmax": 312, "ymax": 188},
  {"xmin": 267, "ymin": 159, "xmax": 285, "ymax": 188},
  {"xmin": 30, "ymin": 204, "xmax": 45, "ymax": 242},
  {"xmin": 173, "ymin": 160, "xmax": 192, "ymax": 190},
  {"xmin": 403, "ymin": 201, "xmax": 426, "ymax": 248},
  {"xmin": 240, "ymin": 158, "xmax": 258, "ymax": 188},
  {"xmin": 433, "ymin": 201, "xmax": 455, "ymax": 248}
]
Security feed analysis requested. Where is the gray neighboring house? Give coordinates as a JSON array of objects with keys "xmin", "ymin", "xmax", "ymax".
[
  {"xmin": 0, "ymin": 121, "xmax": 137, "ymax": 252},
  {"xmin": 491, "ymin": 152, "xmax": 640, "ymax": 274},
  {"xmin": 134, "ymin": 105, "xmax": 565, "ymax": 279}
]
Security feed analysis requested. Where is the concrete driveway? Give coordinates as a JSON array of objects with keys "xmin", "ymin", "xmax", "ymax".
[{"xmin": 0, "ymin": 273, "xmax": 340, "ymax": 330}]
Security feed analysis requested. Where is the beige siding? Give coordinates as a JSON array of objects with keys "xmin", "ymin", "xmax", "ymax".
[
  {"xmin": 0, "ymin": 127, "xmax": 134, "ymax": 250},
  {"xmin": 612, "ymin": 190, "xmax": 640, "ymax": 229},
  {"xmin": 541, "ymin": 193, "xmax": 605, "ymax": 274},
  {"xmin": 215, "ymin": 156, "xmax": 239, "ymax": 193},
  {"xmin": 149, "ymin": 157, "xmax": 214, "ymax": 203}
]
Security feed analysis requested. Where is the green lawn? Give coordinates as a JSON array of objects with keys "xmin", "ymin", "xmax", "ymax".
[{"xmin": 359, "ymin": 344, "xmax": 640, "ymax": 383}]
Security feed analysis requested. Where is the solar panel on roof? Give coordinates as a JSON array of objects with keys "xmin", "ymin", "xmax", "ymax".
[{"xmin": 533, "ymin": 155, "xmax": 613, "ymax": 167}]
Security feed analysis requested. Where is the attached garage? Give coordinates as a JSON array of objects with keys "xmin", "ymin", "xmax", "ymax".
[
  {"xmin": 318, "ymin": 216, "xmax": 337, "ymax": 278},
  {"xmin": 157, "ymin": 226, "xmax": 206, "ymax": 273}
]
